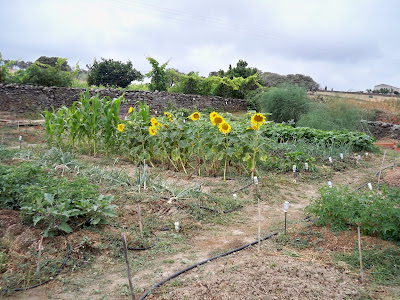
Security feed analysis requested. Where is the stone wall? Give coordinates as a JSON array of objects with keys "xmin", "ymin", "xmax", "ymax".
[
  {"xmin": 362, "ymin": 120, "xmax": 400, "ymax": 140},
  {"xmin": 0, "ymin": 83, "xmax": 247, "ymax": 114}
]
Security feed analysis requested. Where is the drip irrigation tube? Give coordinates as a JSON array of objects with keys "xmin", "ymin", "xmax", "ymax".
[
  {"xmin": 138, "ymin": 231, "xmax": 279, "ymax": 299},
  {"xmin": 218, "ymin": 181, "xmax": 253, "ymax": 195},
  {"xmin": 139, "ymin": 215, "xmax": 312, "ymax": 299},
  {"xmin": 12, "ymin": 232, "xmax": 70, "ymax": 292},
  {"xmin": 199, "ymin": 205, "xmax": 242, "ymax": 214},
  {"xmin": 107, "ymin": 224, "xmax": 159, "ymax": 251}
]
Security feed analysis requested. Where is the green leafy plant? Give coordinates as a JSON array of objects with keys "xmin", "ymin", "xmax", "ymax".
[{"xmin": 306, "ymin": 186, "xmax": 400, "ymax": 241}]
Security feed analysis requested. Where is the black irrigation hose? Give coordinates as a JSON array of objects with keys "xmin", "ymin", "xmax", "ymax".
[
  {"xmin": 107, "ymin": 224, "xmax": 159, "ymax": 251},
  {"xmin": 138, "ymin": 231, "xmax": 279, "ymax": 300},
  {"xmin": 198, "ymin": 205, "xmax": 242, "ymax": 214},
  {"xmin": 373, "ymin": 163, "xmax": 396, "ymax": 176},
  {"xmin": 220, "ymin": 181, "xmax": 254, "ymax": 195},
  {"xmin": 12, "ymin": 231, "xmax": 71, "ymax": 292},
  {"xmin": 351, "ymin": 162, "xmax": 396, "ymax": 191},
  {"xmin": 138, "ymin": 216, "xmax": 312, "ymax": 300}
]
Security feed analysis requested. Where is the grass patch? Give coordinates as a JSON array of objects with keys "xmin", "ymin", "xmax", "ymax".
[{"xmin": 335, "ymin": 246, "xmax": 400, "ymax": 285}]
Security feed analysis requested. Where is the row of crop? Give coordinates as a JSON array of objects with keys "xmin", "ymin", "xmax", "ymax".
[
  {"xmin": 42, "ymin": 93, "xmax": 374, "ymax": 178},
  {"xmin": 0, "ymin": 162, "xmax": 116, "ymax": 236},
  {"xmin": 262, "ymin": 123, "xmax": 374, "ymax": 151}
]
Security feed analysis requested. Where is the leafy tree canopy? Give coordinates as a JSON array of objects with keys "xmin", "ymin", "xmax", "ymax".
[
  {"xmin": 145, "ymin": 57, "xmax": 169, "ymax": 92},
  {"xmin": 259, "ymin": 72, "xmax": 319, "ymax": 90},
  {"xmin": 210, "ymin": 59, "xmax": 260, "ymax": 79},
  {"xmin": 87, "ymin": 58, "xmax": 143, "ymax": 88},
  {"xmin": 36, "ymin": 56, "xmax": 72, "ymax": 72}
]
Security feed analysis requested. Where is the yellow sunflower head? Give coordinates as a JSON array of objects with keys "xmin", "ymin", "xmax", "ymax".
[
  {"xmin": 209, "ymin": 111, "xmax": 219, "ymax": 121},
  {"xmin": 128, "ymin": 107, "xmax": 133, "ymax": 114},
  {"xmin": 189, "ymin": 112, "xmax": 200, "ymax": 121},
  {"xmin": 164, "ymin": 112, "xmax": 172, "ymax": 121},
  {"xmin": 247, "ymin": 124, "xmax": 258, "ymax": 130},
  {"xmin": 117, "ymin": 123, "xmax": 124, "ymax": 133},
  {"xmin": 251, "ymin": 113, "xmax": 266, "ymax": 127},
  {"xmin": 211, "ymin": 115, "xmax": 224, "ymax": 126},
  {"xmin": 218, "ymin": 121, "xmax": 231, "ymax": 134},
  {"xmin": 149, "ymin": 126, "xmax": 157, "ymax": 136},
  {"xmin": 151, "ymin": 117, "xmax": 159, "ymax": 128}
]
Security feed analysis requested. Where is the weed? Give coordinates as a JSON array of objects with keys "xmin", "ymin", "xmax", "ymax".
[{"xmin": 334, "ymin": 246, "xmax": 400, "ymax": 285}]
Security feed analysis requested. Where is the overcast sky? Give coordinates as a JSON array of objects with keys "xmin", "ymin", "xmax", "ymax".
[{"xmin": 1, "ymin": 0, "xmax": 399, "ymax": 91}]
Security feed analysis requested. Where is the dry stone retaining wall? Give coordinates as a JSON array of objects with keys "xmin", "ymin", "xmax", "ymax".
[
  {"xmin": 0, "ymin": 83, "xmax": 247, "ymax": 114},
  {"xmin": 362, "ymin": 120, "xmax": 400, "ymax": 140}
]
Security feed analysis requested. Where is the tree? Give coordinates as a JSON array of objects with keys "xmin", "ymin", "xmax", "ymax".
[
  {"xmin": 258, "ymin": 72, "xmax": 286, "ymax": 87},
  {"xmin": 87, "ymin": 58, "xmax": 143, "ymax": 88},
  {"xmin": 146, "ymin": 57, "xmax": 169, "ymax": 92},
  {"xmin": 36, "ymin": 56, "xmax": 72, "ymax": 72},
  {"xmin": 286, "ymin": 74, "xmax": 319, "ymax": 90},
  {"xmin": 210, "ymin": 59, "xmax": 260, "ymax": 79}
]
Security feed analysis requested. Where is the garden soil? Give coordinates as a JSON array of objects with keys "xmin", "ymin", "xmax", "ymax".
[{"xmin": 1, "ymin": 115, "xmax": 399, "ymax": 299}]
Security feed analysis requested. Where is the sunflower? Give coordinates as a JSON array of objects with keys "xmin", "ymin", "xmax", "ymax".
[
  {"xmin": 128, "ymin": 107, "xmax": 133, "ymax": 114},
  {"xmin": 218, "ymin": 121, "xmax": 231, "ymax": 134},
  {"xmin": 164, "ymin": 112, "xmax": 172, "ymax": 121},
  {"xmin": 149, "ymin": 126, "xmax": 157, "ymax": 136},
  {"xmin": 211, "ymin": 115, "xmax": 224, "ymax": 126},
  {"xmin": 247, "ymin": 124, "xmax": 258, "ymax": 130},
  {"xmin": 189, "ymin": 112, "xmax": 200, "ymax": 121},
  {"xmin": 251, "ymin": 113, "xmax": 266, "ymax": 127},
  {"xmin": 209, "ymin": 111, "xmax": 218, "ymax": 121},
  {"xmin": 151, "ymin": 117, "xmax": 160, "ymax": 128},
  {"xmin": 117, "ymin": 123, "xmax": 124, "ymax": 133}
]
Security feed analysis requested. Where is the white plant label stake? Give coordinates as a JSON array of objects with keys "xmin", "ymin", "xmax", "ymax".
[
  {"xmin": 174, "ymin": 221, "xmax": 180, "ymax": 232},
  {"xmin": 232, "ymin": 193, "xmax": 237, "ymax": 199},
  {"xmin": 340, "ymin": 153, "xmax": 344, "ymax": 160},
  {"xmin": 304, "ymin": 162, "xmax": 309, "ymax": 171},
  {"xmin": 292, "ymin": 165, "xmax": 296, "ymax": 182},
  {"xmin": 328, "ymin": 181, "xmax": 333, "ymax": 188},
  {"xmin": 368, "ymin": 183, "xmax": 373, "ymax": 190},
  {"xmin": 19, "ymin": 136, "xmax": 22, "ymax": 149},
  {"xmin": 284, "ymin": 201, "xmax": 289, "ymax": 235}
]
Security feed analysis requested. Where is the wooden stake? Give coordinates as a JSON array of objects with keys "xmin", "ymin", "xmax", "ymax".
[
  {"xmin": 377, "ymin": 149, "xmax": 387, "ymax": 185},
  {"xmin": 36, "ymin": 236, "xmax": 44, "ymax": 274},
  {"xmin": 137, "ymin": 203, "xmax": 143, "ymax": 239},
  {"xmin": 284, "ymin": 212, "xmax": 287, "ymax": 235},
  {"xmin": 121, "ymin": 234, "xmax": 136, "ymax": 300},
  {"xmin": 258, "ymin": 196, "xmax": 261, "ymax": 252},
  {"xmin": 357, "ymin": 226, "xmax": 364, "ymax": 283}
]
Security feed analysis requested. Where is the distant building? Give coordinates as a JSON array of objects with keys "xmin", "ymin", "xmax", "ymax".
[{"xmin": 374, "ymin": 84, "xmax": 400, "ymax": 94}]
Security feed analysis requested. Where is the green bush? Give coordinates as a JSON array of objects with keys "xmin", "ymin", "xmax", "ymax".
[
  {"xmin": 306, "ymin": 186, "xmax": 400, "ymax": 241},
  {"xmin": 168, "ymin": 72, "xmax": 261, "ymax": 99},
  {"xmin": 21, "ymin": 58, "xmax": 75, "ymax": 87},
  {"xmin": 252, "ymin": 84, "xmax": 311, "ymax": 123},
  {"xmin": 297, "ymin": 101, "xmax": 368, "ymax": 131},
  {"xmin": 87, "ymin": 58, "xmax": 143, "ymax": 88}
]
